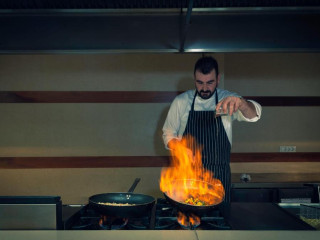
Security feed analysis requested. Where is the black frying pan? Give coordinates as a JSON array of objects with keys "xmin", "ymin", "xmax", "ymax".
[
  {"xmin": 163, "ymin": 179, "xmax": 224, "ymax": 216},
  {"xmin": 89, "ymin": 178, "xmax": 155, "ymax": 218}
]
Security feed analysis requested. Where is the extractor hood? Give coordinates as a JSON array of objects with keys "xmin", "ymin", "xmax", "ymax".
[{"xmin": 0, "ymin": 3, "xmax": 320, "ymax": 53}]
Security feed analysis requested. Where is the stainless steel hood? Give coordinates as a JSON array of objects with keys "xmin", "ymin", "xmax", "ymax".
[
  {"xmin": 0, "ymin": 10, "xmax": 181, "ymax": 53},
  {"xmin": 0, "ymin": 7, "xmax": 320, "ymax": 53},
  {"xmin": 185, "ymin": 8, "xmax": 320, "ymax": 52}
]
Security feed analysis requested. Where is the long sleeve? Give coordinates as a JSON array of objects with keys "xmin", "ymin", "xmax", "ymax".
[
  {"xmin": 162, "ymin": 89, "xmax": 262, "ymax": 149},
  {"xmin": 232, "ymin": 100, "xmax": 262, "ymax": 122},
  {"xmin": 162, "ymin": 96, "xmax": 182, "ymax": 149}
]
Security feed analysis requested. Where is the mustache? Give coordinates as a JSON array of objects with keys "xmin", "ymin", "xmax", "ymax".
[{"xmin": 200, "ymin": 90, "xmax": 212, "ymax": 94}]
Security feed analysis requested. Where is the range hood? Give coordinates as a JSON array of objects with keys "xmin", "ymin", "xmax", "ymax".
[{"xmin": 1, "ymin": 7, "xmax": 320, "ymax": 53}]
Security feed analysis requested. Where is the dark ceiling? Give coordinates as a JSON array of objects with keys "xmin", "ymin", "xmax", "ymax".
[
  {"xmin": 1, "ymin": 0, "xmax": 320, "ymax": 9},
  {"xmin": 1, "ymin": 0, "xmax": 320, "ymax": 53}
]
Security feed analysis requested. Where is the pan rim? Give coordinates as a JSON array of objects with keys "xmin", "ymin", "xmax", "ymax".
[
  {"xmin": 163, "ymin": 191, "xmax": 223, "ymax": 208},
  {"xmin": 89, "ymin": 192, "xmax": 156, "ymax": 206},
  {"xmin": 163, "ymin": 178, "xmax": 225, "ymax": 207}
]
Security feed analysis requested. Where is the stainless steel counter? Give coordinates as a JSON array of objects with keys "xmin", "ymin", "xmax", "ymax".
[{"xmin": 0, "ymin": 230, "xmax": 319, "ymax": 240}]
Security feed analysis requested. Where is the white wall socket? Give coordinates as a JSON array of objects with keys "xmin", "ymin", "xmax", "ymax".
[{"xmin": 280, "ymin": 146, "xmax": 296, "ymax": 152}]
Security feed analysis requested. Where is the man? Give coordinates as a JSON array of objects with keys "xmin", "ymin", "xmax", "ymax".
[{"xmin": 162, "ymin": 56, "xmax": 262, "ymax": 202}]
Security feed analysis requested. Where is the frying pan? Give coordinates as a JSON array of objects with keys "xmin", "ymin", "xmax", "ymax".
[
  {"xmin": 89, "ymin": 178, "xmax": 155, "ymax": 218},
  {"xmin": 163, "ymin": 179, "xmax": 224, "ymax": 216}
]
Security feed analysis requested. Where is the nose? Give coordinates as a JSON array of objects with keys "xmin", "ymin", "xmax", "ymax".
[{"xmin": 203, "ymin": 83, "xmax": 209, "ymax": 91}]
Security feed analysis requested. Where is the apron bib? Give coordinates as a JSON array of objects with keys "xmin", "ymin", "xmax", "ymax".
[{"xmin": 182, "ymin": 90, "xmax": 231, "ymax": 202}]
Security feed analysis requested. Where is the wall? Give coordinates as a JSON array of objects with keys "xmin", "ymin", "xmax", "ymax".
[
  {"xmin": 0, "ymin": 53, "xmax": 319, "ymax": 204},
  {"xmin": 225, "ymin": 53, "xmax": 320, "ymax": 152},
  {"xmin": 0, "ymin": 54, "xmax": 225, "ymax": 157}
]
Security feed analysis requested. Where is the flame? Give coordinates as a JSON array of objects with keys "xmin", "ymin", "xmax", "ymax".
[
  {"xmin": 177, "ymin": 212, "xmax": 200, "ymax": 228},
  {"xmin": 160, "ymin": 136, "xmax": 225, "ymax": 205},
  {"xmin": 99, "ymin": 216, "xmax": 128, "ymax": 230},
  {"xmin": 99, "ymin": 215, "xmax": 112, "ymax": 226}
]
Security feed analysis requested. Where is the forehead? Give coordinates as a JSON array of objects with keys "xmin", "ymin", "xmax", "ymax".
[{"xmin": 194, "ymin": 69, "xmax": 217, "ymax": 82}]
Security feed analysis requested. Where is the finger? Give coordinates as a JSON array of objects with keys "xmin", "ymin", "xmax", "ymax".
[
  {"xmin": 215, "ymin": 101, "xmax": 222, "ymax": 111},
  {"xmin": 228, "ymin": 102, "xmax": 235, "ymax": 115},
  {"xmin": 222, "ymin": 99, "xmax": 230, "ymax": 114},
  {"xmin": 234, "ymin": 98, "xmax": 240, "ymax": 112}
]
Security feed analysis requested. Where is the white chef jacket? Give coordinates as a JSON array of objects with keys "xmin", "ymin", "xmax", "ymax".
[{"xmin": 162, "ymin": 88, "xmax": 262, "ymax": 148}]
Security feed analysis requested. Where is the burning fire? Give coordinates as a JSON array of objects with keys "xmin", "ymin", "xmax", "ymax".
[
  {"xmin": 160, "ymin": 136, "xmax": 225, "ymax": 206},
  {"xmin": 177, "ymin": 212, "xmax": 200, "ymax": 228},
  {"xmin": 99, "ymin": 216, "xmax": 128, "ymax": 230}
]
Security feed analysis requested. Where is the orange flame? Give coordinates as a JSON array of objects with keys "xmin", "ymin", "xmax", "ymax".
[
  {"xmin": 177, "ymin": 212, "xmax": 200, "ymax": 228},
  {"xmin": 160, "ymin": 136, "xmax": 225, "ymax": 205}
]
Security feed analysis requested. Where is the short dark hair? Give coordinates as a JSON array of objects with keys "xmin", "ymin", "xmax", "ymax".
[{"xmin": 194, "ymin": 56, "xmax": 219, "ymax": 77}]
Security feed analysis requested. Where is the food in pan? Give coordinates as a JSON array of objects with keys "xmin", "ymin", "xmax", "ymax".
[
  {"xmin": 300, "ymin": 216, "xmax": 320, "ymax": 230},
  {"xmin": 183, "ymin": 197, "xmax": 208, "ymax": 206},
  {"xmin": 98, "ymin": 202, "xmax": 136, "ymax": 206}
]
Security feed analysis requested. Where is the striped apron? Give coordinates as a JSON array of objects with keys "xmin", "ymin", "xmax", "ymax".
[{"xmin": 182, "ymin": 90, "xmax": 231, "ymax": 202}]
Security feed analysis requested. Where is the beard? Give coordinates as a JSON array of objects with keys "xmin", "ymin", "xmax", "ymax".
[{"xmin": 197, "ymin": 90, "xmax": 214, "ymax": 100}]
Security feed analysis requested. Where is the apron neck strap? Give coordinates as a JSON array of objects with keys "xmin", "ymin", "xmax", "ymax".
[{"xmin": 191, "ymin": 89, "xmax": 218, "ymax": 111}]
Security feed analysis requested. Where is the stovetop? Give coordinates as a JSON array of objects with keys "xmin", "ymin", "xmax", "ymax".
[{"xmin": 63, "ymin": 198, "xmax": 231, "ymax": 230}]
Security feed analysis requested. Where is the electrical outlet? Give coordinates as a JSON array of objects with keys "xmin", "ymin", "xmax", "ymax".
[{"xmin": 280, "ymin": 146, "xmax": 296, "ymax": 152}]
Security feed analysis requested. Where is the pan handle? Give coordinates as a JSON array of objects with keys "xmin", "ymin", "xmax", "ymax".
[{"xmin": 127, "ymin": 178, "xmax": 141, "ymax": 193}]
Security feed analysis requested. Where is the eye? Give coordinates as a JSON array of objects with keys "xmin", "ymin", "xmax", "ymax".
[{"xmin": 196, "ymin": 80, "xmax": 203, "ymax": 85}]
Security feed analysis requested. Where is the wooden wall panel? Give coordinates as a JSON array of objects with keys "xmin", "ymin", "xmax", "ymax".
[
  {"xmin": 0, "ymin": 91, "xmax": 180, "ymax": 103},
  {"xmin": 0, "ymin": 91, "xmax": 319, "ymax": 106},
  {"xmin": 231, "ymin": 173, "xmax": 320, "ymax": 183},
  {"xmin": 230, "ymin": 153, "xmax": 320, "ymax": 162},
  {"xmin": 0, "ymin": 153, "xmax": 319, "ymax": 169}
]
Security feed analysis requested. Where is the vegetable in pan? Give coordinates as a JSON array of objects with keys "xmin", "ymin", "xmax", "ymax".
[
  {"xmin": 183, "ymin": 197, "xmax": 208, "ymax": 206},
  {"xmin": 98, "ymin": 202, "xmax": 136, "ymax": 206}
]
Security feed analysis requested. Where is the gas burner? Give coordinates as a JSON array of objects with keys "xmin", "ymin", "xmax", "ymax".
[
  {"xmin": 127, "ymin": 217, "xmax": 150, "ymax": 230},
  {"xmin": 199, "ymin": 216, "xmax": 231, "ymax": 230},
  {"xmin": 99, "ymin": 216, "xmax": 128, "ymax": 230},
  {"xmin": 155, "ymin": 217, "xmax": 178, "ymax": 230},
  {"xmin": 177, "ymin": 212, "xmax": 201, "ymax": 229},
  {"xmin": 127, "ymin": 216, "xmax": 178, "ymax": 230},
  {"xmin": 64, "ymin": 198, "xmax": 231, "ymax": 230}
]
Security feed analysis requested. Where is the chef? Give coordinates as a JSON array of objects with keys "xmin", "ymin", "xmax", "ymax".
[{"xmin": 162, "ymin": 56, "xmax": 262, "ymax": 202}]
